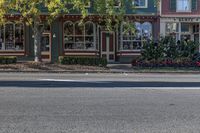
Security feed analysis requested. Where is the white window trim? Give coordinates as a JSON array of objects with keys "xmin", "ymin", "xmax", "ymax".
[
  {"xmin": 176, "ymin": 0, "xmax": 191, "ymax": 12},
  {"xmin": 0, "ymin": 22, "xmax": 25, "ymax": 51},
  {"xmin": 133, "ymin": 0, "xmax": 148, "ymax": 8},
  {"xmin": 120, "ymin": 22, "xmax": 152, "ymax": 51},
  {"xmin": 84, "ymin": 1, "xmax": 91, "ymax": 8},
  {"xmin": 63, "ymin": 21, "xmax": 97, "ymax": 51}
]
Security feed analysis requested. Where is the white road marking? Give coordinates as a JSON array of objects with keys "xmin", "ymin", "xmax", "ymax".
[
  {"xmin": 39, "ymin": 79, "xmax": 77, "ymax": 82},
  {"xmin": 38, "ymin": 79, "xmax": 111, "ymax": 83}
]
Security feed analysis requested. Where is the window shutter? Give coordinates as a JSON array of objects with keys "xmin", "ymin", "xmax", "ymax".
[
  {"xmin": 192, "ymin": 0, "xmax": 197, "ymax": 10},
  {"xmin": 170, "ymin": 0, "xmax": 176, "ymax": 11}
]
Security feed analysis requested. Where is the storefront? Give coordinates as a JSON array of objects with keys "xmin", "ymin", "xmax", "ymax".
[
  {"xmin": 117, "ymin": 16, "xmax": 159, "ymax": 63},
  {"xmin": 0, "ymin": 0, "xmax": 159, "ymax": 63},
  {"xmin": 61, "ymin": 15, "xmax": 159, "ymax": 63},
  {"xmin": 160, "ymin": 17, "xmax": 200, "ymax": 44}
]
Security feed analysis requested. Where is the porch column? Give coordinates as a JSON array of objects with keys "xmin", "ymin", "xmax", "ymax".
[
  {"xmin": 160, "ymin": 21, "xmax": 166, "ymax": 37},
  {"xmin": 199, "ymin": 23, "xmax": 200, "ymax": 52},
  {"xmin": 178, "ymin": 22, "xmax": 181, "ymax": 41}
]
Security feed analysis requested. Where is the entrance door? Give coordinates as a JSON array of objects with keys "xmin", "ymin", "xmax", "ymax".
[
  {"xmin": 101, "ymin": 32, "xmax": 115, "ymax": 62},
  {"xmin": 41, "ymin": 33, "xmax": 51, "ymax": 62}
]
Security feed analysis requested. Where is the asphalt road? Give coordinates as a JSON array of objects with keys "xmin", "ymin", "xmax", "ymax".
[{"xmin": 1, "ymin": 73, "xmax": 200, "ymax": 133}]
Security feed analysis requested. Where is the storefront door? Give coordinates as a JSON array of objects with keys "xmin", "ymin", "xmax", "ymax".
[
  {"xmin": 41, "ymin": 33, "xmax": 51, "ymax": 62},
  {"xmin": 101, "ymin": 32, "xmax": 115, "ymax": 62}
]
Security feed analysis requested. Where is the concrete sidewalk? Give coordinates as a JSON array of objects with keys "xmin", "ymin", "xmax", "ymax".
[
  {"xmin": 107, "ymin": 64, "xmax": 133, "ymax": 72},
  {"xmin": 0, "ymin": 63, "xmax": 200, "ymax": 73}
]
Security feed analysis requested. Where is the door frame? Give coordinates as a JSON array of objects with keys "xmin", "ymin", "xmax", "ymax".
[
  {"xmin": 101, "ymin": 31, "xmax": 115, "ymax": 62},
  {"xmin": 41, "ymin": 33, "xmax": 51, "ymax": 62}
]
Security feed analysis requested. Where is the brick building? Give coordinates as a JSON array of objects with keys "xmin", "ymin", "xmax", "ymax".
[{"xmin": 160, "ymin": 0, "xmax": 200, "ymax": 44}]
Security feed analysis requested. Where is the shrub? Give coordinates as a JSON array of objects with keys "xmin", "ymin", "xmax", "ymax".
[
  {"xmin": 135, "ymin": 36, "xmax": 199, "ymax": 68},
  {"xmin": 141, "ymin": 40, "xmax": 164, "ymax": 61},
  {"xmin": 59, "ymin": 56, "xmax": 107, "ymax": 67},
  {"xmin": 0, "ymin": 56, "xmax": 17, "ymax": 64}
]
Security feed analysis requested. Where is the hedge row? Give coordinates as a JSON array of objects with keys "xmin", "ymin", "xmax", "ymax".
[
  {"xmin": 59, "ymin": 56, "xmax": 107, "ymax": 67},
  {"xmin": 0, "ymin": 56, "xmax": 17, "ymax": 64}
]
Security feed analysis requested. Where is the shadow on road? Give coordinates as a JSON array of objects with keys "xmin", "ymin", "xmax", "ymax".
[{"xmin": 1, "ymin": 81, "xmax": 200, "ymax": 88}]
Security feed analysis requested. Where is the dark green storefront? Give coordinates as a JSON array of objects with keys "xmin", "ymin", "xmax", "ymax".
[{"xmin": 1, "ymin": 0, "xmax": 159, "ymax": 63}]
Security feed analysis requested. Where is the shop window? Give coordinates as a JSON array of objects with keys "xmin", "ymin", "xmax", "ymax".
[
  {"xmin": 165, "ymin": 23, "xmax": 179, "ymax": 39},
  {"xmin": 132, "ymin": 0, "xmax": 147, "ymax": 8},
  {"xmin": 193, "ymin": 24, "xmax": 199, "ymax": 33},
  {"xmin": 64, "ymin": 22, "xmax": 73, "ymax": 35},
  {"xmin": 176, "ymin": 0, "xmax": 191, "ymax": 12},
  {"xmin": 85, "ymin": 22, "xmax": 95, "ymax": 50},
  {"xmin": 181, "ymin": 34, "xmax": 191, "ymax": 41},
  {"xmin": 15, "ymin": 24, "xmax": 24, "ymax": 50},
  {"xmin": 63, "ymin": 21, "xmax": 96, "ymax": 50},
  {"xmin": 142, "ymin": 22, "xmax": 152, "ymax": 40},
  {"xmin": 166, "ymin": 23, "xmax": 179, "ymax": 33},
  {"xmin": 121, "ymin": 22, "xmax": 152, "ymax": 51},
  {"xmin": 0, "ymin": 23, "xmax": 24, "ymax": 51},
  {"xmin": 181, "ymin": 23, "xmax": 190, "ymax": 32}
]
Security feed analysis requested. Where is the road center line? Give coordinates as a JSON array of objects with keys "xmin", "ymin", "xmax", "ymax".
[
  {"xmin": 39, "ymin": 79, "xmax": 77, "ymax": 82},
  {"xmin": 38, "ymin": 79, "xmax": 111, "ymax": 83}
]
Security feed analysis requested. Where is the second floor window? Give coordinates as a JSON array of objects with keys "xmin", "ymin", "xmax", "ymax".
[
  {"xmin": 177, "ymin": 0, "xmax": 191, "ymax": 12},
  {"xmin": 170, "ymin": 0, "xmax": 197, "ymax": 12},
  {"xmin": 133, "ymin": 0, "xmax": 147, "ymax": 8}
]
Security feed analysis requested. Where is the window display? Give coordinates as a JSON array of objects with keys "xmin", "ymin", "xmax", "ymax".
[
  {"xmin": 121, "ymin": 22, "xmax": 152, "ymax": 50},
  {"xmin": 63, "ymin": 21, "xmax": 96, "ymax": 50},
  {"xmin": 0, "ymin": 23, "xmax": 24, "ymax": 51},
  {"xmin": 15, "ymin": 24, "xmax": 24, "ymax": 50}
]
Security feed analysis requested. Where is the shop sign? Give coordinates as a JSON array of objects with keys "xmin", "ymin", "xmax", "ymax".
[
  {"xmin": 177, "ymin": 18, "xmax": 200, "ymax": 22},
  {"xmin": 162, "ymin": 17, "xmax": 200, "ymax": 22}
]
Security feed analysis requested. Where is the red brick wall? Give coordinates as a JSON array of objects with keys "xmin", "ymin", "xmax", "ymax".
[{"xmin": 162, "ymin": 0, "xmax": 200, "ymax": 15}]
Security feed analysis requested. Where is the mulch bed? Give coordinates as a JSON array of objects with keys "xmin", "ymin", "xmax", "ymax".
[{"xmin": 0, "ymin": 62, "xmax": 109, "ymax": 72}]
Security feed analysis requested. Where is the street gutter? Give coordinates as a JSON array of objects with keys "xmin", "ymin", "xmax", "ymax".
[{"xmin": 1, "ymin": 70, "xmax": 200, "ymax": 74}]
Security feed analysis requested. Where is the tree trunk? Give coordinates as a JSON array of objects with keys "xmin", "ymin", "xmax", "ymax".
[{"xmin": 33, "ymin": 21, "xmax": 42, "ymax": 62}]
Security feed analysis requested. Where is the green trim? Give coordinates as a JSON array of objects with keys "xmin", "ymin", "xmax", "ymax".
[
  {"xmin": 170, "ymin": 0, "xmax": 176, "ymax": 11},
  {"xmin": 192, "ymin": 0, "xmax": 197, "ymax": 10}
]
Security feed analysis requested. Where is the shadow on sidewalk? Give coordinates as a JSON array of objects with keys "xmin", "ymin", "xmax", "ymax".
[
  {"xmin": 107, "ymin": 64, "xmax": 132, "ymax": 72},
  {"xmin": 1, "ymin": 81, "xmax": 200, "ymax": 88}
]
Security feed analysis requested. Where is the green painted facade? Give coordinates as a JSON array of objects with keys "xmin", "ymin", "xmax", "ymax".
[{"xmin": 2, "ymin": 0, "xmax": 159, "ymax": 63}]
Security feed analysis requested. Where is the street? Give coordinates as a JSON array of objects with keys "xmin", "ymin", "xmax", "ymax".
[{"xmin": 1, "ymin": 73, "xmax": 200, "ymax": 133}]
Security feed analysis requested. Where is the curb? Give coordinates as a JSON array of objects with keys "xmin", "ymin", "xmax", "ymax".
[{"xmin": 1, "ymin": 70, "xmax": 200, "ymax": 74}]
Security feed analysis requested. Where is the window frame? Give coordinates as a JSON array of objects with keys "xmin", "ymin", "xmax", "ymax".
[
  {"xmin": 132, "ymin": 0, "xmax": 148, "ymax": 8},
  {"xmin": 176, "ymin": 0, "xmax": 191, "ymax": 12},
  {"xmin": 120, "ymin": 21, "xmax": 152, "ymax": 51},
  {"xmin": 63, "ymin": 21, "xmax": 97, "ymax": 51},
  {"xmin": 0, "ymin": 22, "xmax": 25, "ymax": 51}
]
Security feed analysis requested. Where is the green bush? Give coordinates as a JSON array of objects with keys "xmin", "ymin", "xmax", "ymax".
[
  {"xmin": 0, "ymin": 56, "xmax": 17, "ymax": 64},
  {"xmin": 141, "ymin": 40, "xmax": 164, "ymax": 62},
  {"xmin": 135, "ymin": 36, "xmax": 199, "ymax": 67},
  {"xmin": 59, "ymin": 56, "xmax": 107, "ymax": 67},
  {"xmin": 141, "ymin": 36, "xmax": 198, "ymax": 62}
]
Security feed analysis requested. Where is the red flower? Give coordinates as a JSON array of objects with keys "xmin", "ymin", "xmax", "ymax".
[{"xmin": 196, "ymin": 61, "xmax": 200, "ymax": 67}]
